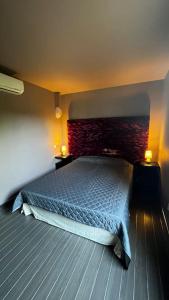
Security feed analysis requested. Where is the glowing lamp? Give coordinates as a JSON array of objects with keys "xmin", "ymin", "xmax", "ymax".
[
  {"xmin": 60, "ymin": 145, "xmax": 67, "ymax": 157},
  {"xmin": 145, "ymin": 150, "xmax": 152, "ymax": 163},
  {"xmin": 55, "ymin": 107, "xmax": 62, "ymax": 119}
]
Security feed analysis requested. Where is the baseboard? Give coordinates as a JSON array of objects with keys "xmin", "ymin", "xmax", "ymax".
[{"xmin": 1, "ymin": 197, "xmax": 15, "ymax": 212}]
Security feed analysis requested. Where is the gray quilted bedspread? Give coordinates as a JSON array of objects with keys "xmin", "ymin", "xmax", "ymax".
[{"xmin": 12, "ymin": 156, "xmax": 133, "ymax": 268}]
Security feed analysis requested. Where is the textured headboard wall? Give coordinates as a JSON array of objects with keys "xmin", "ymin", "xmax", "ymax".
[{"xmin": 68, "ymin": 116, "xmax": 149, "ymax": 164}]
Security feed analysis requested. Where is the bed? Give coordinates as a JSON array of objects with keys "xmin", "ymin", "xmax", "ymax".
[
  {"xmin": 13, "ymin": 156, "xmax": 133, "ymax": 268},
  {"xmin": 12, "ymin": 116, "xmax": 149, "ymax": 269}
]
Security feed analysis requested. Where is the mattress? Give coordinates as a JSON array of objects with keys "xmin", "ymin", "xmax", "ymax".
[{"xmin": 12, "ymin": 156, "xmax": 133, "ymax": 268}]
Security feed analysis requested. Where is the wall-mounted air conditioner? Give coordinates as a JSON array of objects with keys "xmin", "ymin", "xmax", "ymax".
[{"xmin": 0, "ymin": 73, "xmax": 24, "ymax": 95}]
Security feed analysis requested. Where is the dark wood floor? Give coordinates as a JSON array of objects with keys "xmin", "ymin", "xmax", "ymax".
[{"xmin": 0, "ymin": 202, "xmax": 169, "ymax": 300}]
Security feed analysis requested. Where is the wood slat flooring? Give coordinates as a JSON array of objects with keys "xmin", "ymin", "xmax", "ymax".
[{"xmin": 0, "ymin": 205, "xmax": 168, "ymax": 300}]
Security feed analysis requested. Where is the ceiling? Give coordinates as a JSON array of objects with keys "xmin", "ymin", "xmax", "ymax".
[{"xmin": 0, "ymin": 0, "xmax": 169, "ymax": 94}]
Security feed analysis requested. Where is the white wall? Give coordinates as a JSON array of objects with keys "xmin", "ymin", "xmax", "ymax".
[
  {"xmin": 0, "ymin": 82, "xmax": 57, "ymax": 205},
  {"xmin": 159, "ymin": 72, "xmax": 169, "ymax": 209},
  {"xmin": 61, "ymin": 80, "xmax": 164, "ymax": 161}
]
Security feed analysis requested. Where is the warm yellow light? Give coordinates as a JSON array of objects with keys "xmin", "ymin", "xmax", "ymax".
[
  {"xmin": 60, "ymin": 145, "xmax": 67, "ymax": 157},
  {"xmin": 55, "ymin": 107, "xmax": 62, "ymax": 119},
  {"xmin": 145, "ymin": 150, "xmax": 152, "ymax": 163}
]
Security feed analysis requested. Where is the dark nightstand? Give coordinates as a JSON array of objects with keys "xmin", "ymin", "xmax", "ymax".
[
  {"xmin": 133, "ymin": 162, "xmax": 161, "ymax": 207},
  {"xmin": 55, "ymin": 155, "xmax": 74, "ymax": 170}
]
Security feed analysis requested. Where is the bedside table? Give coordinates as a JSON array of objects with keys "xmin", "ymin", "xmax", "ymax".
[
  {"xmin": 55, "ymin": 155, "xmax": 74, "ymax": 170},
  {"xmin": 133, "ymin": 162, "xmax": 161, "ymax": 207}
]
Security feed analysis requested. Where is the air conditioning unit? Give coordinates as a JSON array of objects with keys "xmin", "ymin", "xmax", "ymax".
[{"xmin": 0, "ymin": 73, "xmax": 24, "ymax": 95}]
